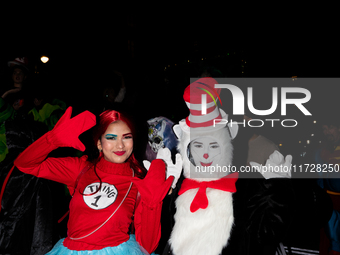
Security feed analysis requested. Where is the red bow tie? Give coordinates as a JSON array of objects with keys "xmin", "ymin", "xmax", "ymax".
[{"xmin": 178, "ymin": 172, "xmax": 238, "ymax": 213}]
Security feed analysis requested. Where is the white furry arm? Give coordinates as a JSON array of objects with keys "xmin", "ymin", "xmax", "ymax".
[{"xmin": 250, "ymin": 150, "xmax": 292, "ymax": 179}]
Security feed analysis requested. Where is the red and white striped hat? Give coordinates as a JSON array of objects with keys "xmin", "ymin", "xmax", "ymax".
[
  {"xmin": 183, "ymin": 77, "xmax": 226, "ymax": 129},
  {"xmin": 8, "ymin": 57, "xmax": 29, "ymax": 70}
]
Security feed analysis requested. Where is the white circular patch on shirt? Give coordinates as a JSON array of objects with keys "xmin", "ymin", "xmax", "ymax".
[{"xmin": 83, "ymin": 182, "xmax": 118, "ymax": 210}]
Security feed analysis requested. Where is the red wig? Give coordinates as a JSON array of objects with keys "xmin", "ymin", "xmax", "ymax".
[{"xmin": 93, "ymin": 109, "xmax": 147, "ymax": 179}]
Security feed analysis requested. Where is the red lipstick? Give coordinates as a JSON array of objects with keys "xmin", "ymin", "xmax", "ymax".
[
  {"xmin": 114, "ymin": 151, "xmax": 126, "ymax": 156},
  {"xmin": 200, "ymin": 162, "xmax": 212, "ymax": 167}
]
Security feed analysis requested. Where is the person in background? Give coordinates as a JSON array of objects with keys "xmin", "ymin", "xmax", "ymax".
[
  {"xmin": 27, "ymin": 82, "xmax": 66, "ymax": 131},
  {"xmin": 2, "ymin": 57, "xmax": 30, "ymax": 112},
  {"xmin": 0, "ymin": 57, "xmax": 31, "ymax": 162},
  {"xmin": 144, "ymin": 116, "xmax": 182, "ymax": 254},
  {"xmin": 100, "ymin": 70, "xmax": 126, "ymax": 112},
  {"xmin": 315, "ymin": 117, "xmax": 340, "ymax": 255},
  {"xmin": 225, "ymin": 113, "xmax": 294, "ymax": 255},
  {"xmin": 0, "ymin": 58, "xmax": 70, "ymax": 254}
]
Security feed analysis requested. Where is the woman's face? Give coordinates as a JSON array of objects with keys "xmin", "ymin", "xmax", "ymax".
[
  {"xmin": 189, "ymin": 137, "xmax": 221, "ymax": 167},
  {"xmin": 97, "ymin": 120, "xmax": 133, "ymax": 163}
]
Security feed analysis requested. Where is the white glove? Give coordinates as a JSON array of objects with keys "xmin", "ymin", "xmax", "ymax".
[
  {"xmin": 143, "ymin": 160, "xmax": 151, "ymax": 170},
  {"xmin": 250, "ymin": 150, "xmax": 292, "ymax": 179},
  {"xmin": 144, "ymin": 147, "xmax": 182, "ymax": 189}
]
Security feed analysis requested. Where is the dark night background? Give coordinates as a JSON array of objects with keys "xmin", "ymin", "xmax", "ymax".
[
  {"xmin": 1, "ymin": 7, "xmax": 339, "ymax": 160},
  {"xmin": 1, "ymin": 6, "xmax": 340, "ymax": 254}
]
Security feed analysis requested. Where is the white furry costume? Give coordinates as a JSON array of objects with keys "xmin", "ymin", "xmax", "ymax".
[{"xmin": 169, "ymin": 77, "xmax": 238, "ymax": 255}]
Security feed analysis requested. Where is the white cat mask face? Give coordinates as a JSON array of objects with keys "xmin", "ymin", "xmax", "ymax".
[
  {"xmin": 188, "ymin": 137, "xmax": 222, "ymax": 168},
  {"xmin": 175, "ymin": 124, "xmax": 235, "ymax": 181}
]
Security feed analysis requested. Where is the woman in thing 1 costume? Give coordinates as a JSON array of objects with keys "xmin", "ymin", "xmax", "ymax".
[{"xmin": 14, "ymin": 107, "xmax": 174, "ymax": 255}]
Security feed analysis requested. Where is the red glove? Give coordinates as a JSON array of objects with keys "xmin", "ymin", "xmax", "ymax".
[
  {"xmin": 46, "ymin": 107, "xmax": 96, "ymax": 151},
  {"xmin": 132, "ymin": 159, "xmax": 174, "ymax": 206}
]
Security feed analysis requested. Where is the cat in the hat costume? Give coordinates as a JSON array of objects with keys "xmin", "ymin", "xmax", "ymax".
[
  {"xmin": 167, "ymin": 77, "xmax": 239, "ymax": 255},
  {"xmin": 164, "ymin": 77, "xmax": 297, "ymax": 255}
]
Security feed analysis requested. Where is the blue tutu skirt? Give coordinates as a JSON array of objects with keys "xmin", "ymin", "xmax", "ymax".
[{"xmin": 46, "ymin": 234, "xmax": 158, "ymax": 255}]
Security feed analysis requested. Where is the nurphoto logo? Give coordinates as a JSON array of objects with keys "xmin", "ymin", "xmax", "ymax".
[{"xmin": 197, "ymin": 78, "xmax": 313, "ymax": 128}]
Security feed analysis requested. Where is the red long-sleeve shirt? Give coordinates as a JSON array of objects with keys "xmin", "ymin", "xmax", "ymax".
[{"xmin": 14, "ymin": 132, "xmax": 162, "ymax": 253}]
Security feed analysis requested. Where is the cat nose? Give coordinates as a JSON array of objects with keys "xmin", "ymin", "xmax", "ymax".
[{"xmin": 203, "ymin": 153, "xmax": 209, "ymax": 159}]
